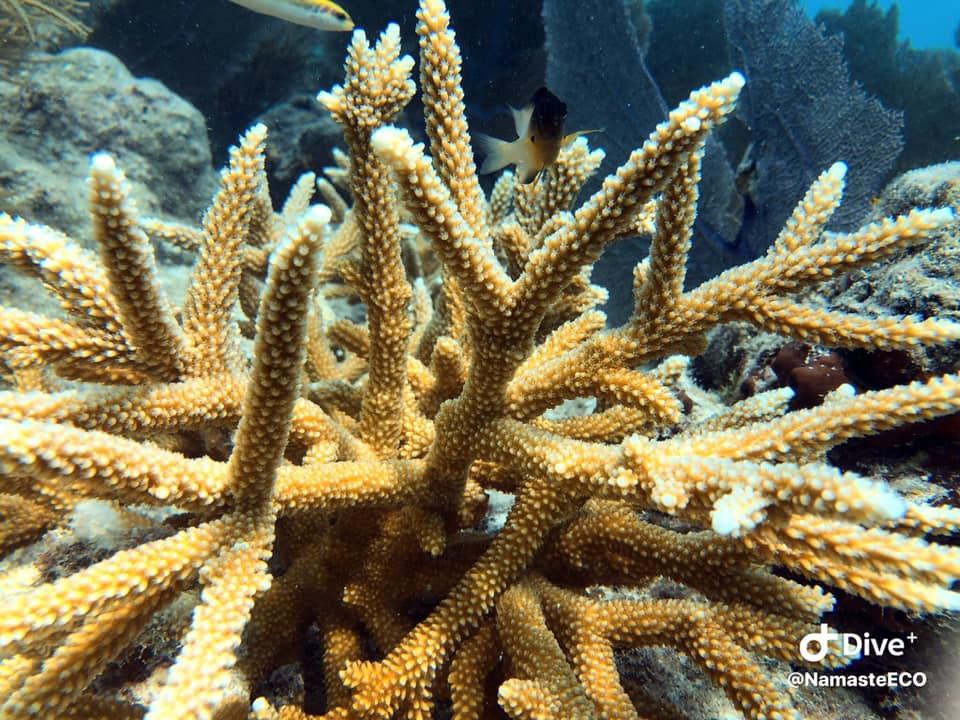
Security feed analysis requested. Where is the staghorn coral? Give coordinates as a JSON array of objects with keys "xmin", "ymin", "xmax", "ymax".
[{"xmin": 1, "ymin": 0, "xmax": 960, "ymax": 718}]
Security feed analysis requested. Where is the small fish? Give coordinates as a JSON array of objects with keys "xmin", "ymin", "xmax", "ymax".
[
  {"xmin": 477, "ymin": 87, "xmax": 596, "ymax": 184},
  {"xmin": 226, "ymin": 0, "xmax": 354, "ymax": 31}
]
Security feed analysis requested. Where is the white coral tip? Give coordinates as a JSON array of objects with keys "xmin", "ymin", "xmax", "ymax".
[
  {"xmin": 681, "ymin": 116, "xmax": 702, "ymax": 134},
  {"xmin": 90, "ymin": 153, "xmax": 116, "ymax": 175},
  {"xmin": 827, "ymin": 161, "xmax": 848, "ymax": 180},
  {"xmin": 712, "ymin": 487, "xmax": 771, "ymax": 536},
  {"xmin": 876, "ymin": 491, "xmax": 907, "ymax": 521},
  {"xmin": 251, "ymin": 697, "xmax": 272, "ymax": 718},
  {"xmin": 727, "ymin": 71, "xmax": 746, "ymax": 91},
  {"xmin": 371, "ymin": 126, "xmax": 408, "ymax": 156},
  {"xmin": 711, "ymin": 506, "xmax": 739, "ymax": 536},
  {"xmin": 824, "ymin": 383, "xmax": 856, "ymax": 403},
  {"xmin": 930, "ymin": 587, "xmax": 960, "ymax": 612},
  {"xmin": 304, "ymin": 204, "xmax": 332, "ymax": 231},
  {"xmin": 927, "ymin": 207, "xmax": 956, "ymax": 225}
]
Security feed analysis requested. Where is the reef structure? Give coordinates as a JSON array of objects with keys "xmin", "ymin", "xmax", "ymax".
[{"xmin": 1, "ymin": 0, "xmax": 960, "ymax": 719}]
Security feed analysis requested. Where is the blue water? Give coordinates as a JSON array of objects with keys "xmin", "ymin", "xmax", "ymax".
[{"xmin": 802, "ymin": 1, "xmax": 959, "ymax": 49}]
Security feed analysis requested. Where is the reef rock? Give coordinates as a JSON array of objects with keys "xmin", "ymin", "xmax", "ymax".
[
  {"xmin": 817, "ymin": 161, "xmax": 960, "ymax": 375},
  {"xmin": 0, "ymin": 47, "xmax": 216, "ymax": 244}
]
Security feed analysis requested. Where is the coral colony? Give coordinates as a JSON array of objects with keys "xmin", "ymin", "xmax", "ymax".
[{"xmin": 1, "ymin": 0, "xmax": 959, "ymax": 718}]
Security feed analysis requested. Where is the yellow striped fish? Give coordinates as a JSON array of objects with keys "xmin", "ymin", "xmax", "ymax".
[{"xmin": 227, "ymin": 0, "xmax": 354, "ymax": 31}]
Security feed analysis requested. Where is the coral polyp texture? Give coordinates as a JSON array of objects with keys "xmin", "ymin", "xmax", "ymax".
[{"xmin": 1, "ymin": 0, "xmax": 959, "ymax": 718}]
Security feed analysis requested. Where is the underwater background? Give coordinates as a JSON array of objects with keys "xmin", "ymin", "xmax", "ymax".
[
  {"xmin": 1, "ymin": 1, "xmax": 960, "ymax": 718},
  {"xmin": 802, "ymin": 0, "xmax": 960, "ymax": 49},
  {"xmin": 4, "ymin": 0, "xmax": 958, "ymax": 320}
]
